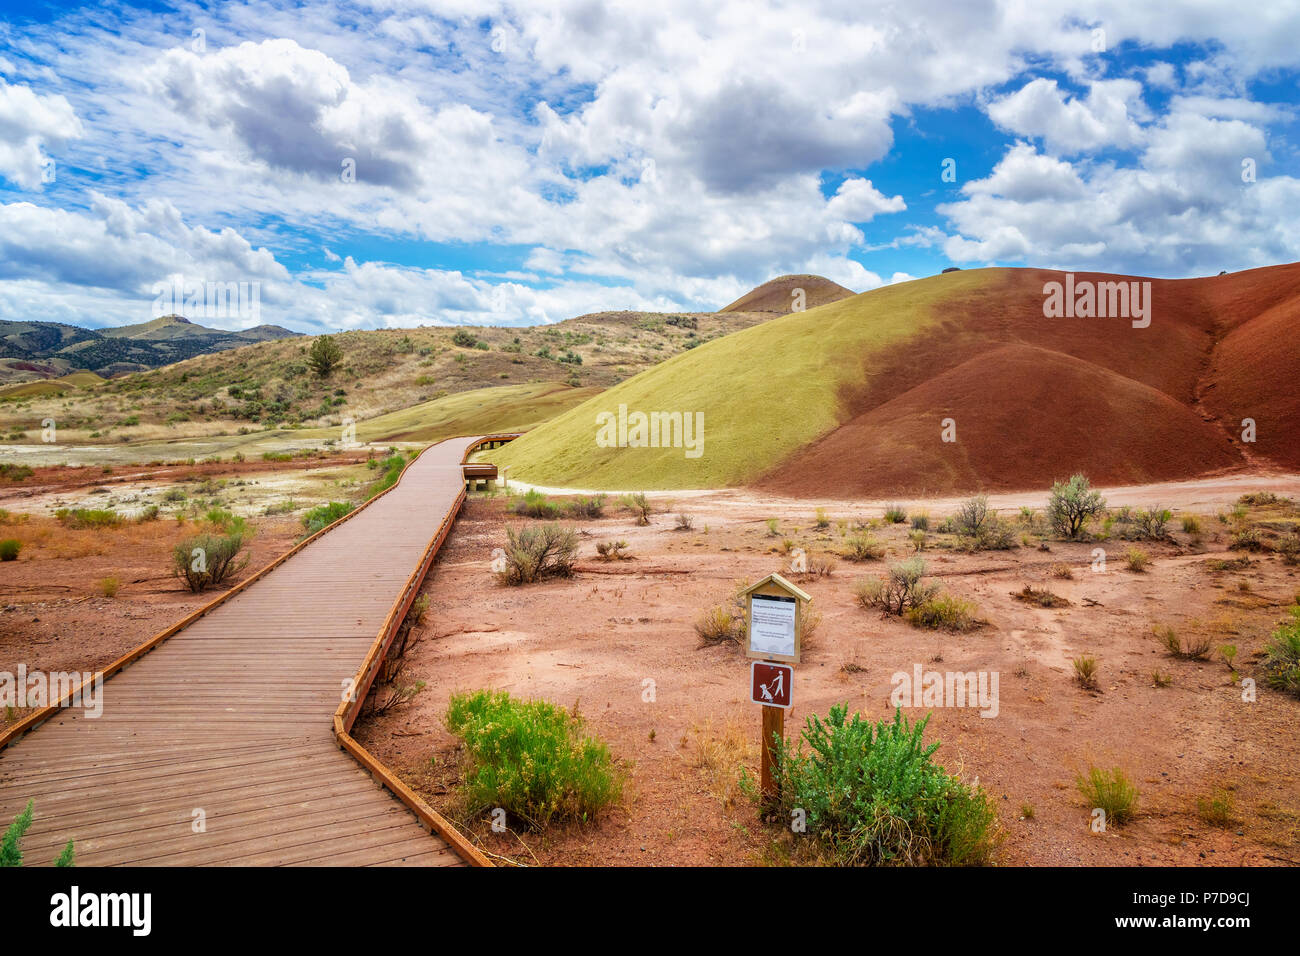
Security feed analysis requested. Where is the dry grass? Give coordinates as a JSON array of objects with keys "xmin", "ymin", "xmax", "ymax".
[{"xmin": 688, "ymin": 719, "xmax": 757, "ymax": 809}]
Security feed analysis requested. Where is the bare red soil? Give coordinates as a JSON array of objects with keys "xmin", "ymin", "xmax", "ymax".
[
  {"xmin": 759, "ymin": 262, "xmax": 1300, "ymax": 497},
  {"xmin": 719, "ymin": 274, "xmax": 856, "ymax": 314},
  {"xmin": 353, "ymin": 493, "xmax": 1300, "ymax": 867}
]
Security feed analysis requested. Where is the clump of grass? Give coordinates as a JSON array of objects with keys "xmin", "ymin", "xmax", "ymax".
[
  {"xmin": 0, "ymin": 539, "xmax": 19, "ymax": 562},
  {"xmin": 595, "ymin": 539, "xmax": 630, "ymax": 561},
  {"xmin": 1072, "ymin": 655, "xmax": 1099, "ymax": 689},
  {"xmin": 445, "ymin": 690, "xmax": 624, "ymax": 830},
  {"xmin": 908, "ymin": 529, "xmax": 927, "ymax": 552},
  {"xmin": 1153, "ymin": 624, "xmax": 1212, "ymax": 661},
  {"xmin": 1124, "ymin": 547, "xmax": 1150, "ymax": 572},
  {"xmin": 1050, "ymin": 562, "xmax": 1074, "ymax": 579},
  {"xmin": 765, "ymin": 517, "xmax": 780, "ymax": 537},
  {"xmin": 764, "ymin": 706, "xmax": 999, "ymax": 866},
  {"xmin": 1196, "ymin": 788, "xmax": 1236, "ymax": 828},
  {"xmin": 674, "ymin": 512, "xmax": 694, "ymax": 531},
  {"xmin": 496, "ymin": 524, "xmax": 577, "ymax": 586},
  {"xmin": 842, "ymin": 532, "xmax": 885, "ymax": 561},
  {"xmin": 910, "ymin": 511, "xmax": 930, "ymax": 531},
  {"xmin": 1152, "ymin": 671, "xmax": 1173, "ymax": 688},
  {"xmin": 98, "ymin": 576, "xmax": 120, "ymax": 598},
  {"xmin": 1075, "ymin": 766, "xmax": 1138, "ymax": 826},
  {"xmin": 905, "ymin": 593, "xmax": 981, "ymax": 632},
  {"xmin": 813, "ymin": 508, "xmax": 830, "ymax": 529},
  {"xmin": 883, "ymin": 504, "xmax": 908, "ymax": 524},
  {"xmin": 1206, "ymin": 556, "xmax": 1251, "ymax": 572},
  {"xmin": 1181, "ymin": 514, "xmax": 1201, "ymax": 534}
]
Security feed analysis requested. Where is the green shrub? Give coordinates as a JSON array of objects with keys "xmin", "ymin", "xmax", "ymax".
[
  {"xmin": 1, "ymin": 801, "xmax": 74, "ymax": 867},
  {"xmin": 768, "ymin": 706, "xmax": 999, "ymax": 866},
  {"xmin": 1196, "ymin": 788, "xmax": 1236, "ymax": 827},
  {"xmin": 622, "ymin": 492, "xmax": 652, "ymax": 526},
  {"xmin": 855, "ymin": 558, "xmax": 938, "ymax": 615},
  {"xmin": 564, "ymin": 494, "xmax": 606, "ymax": 519},
  {"xmin": 1075, "ymin": 767, "xmax": 1138, "ymax": 826},
  {"xmin": 54, "ymin": 508, "xmax": 122, "ymax": 529},
  {"xmin": 1072, "ymin": 655, "xmax": 1099, "ymax": 689},
  {"xmin": 497, "ymin": 524, "xmax": 577, "ymax": 585},
  {"xmin": 904, "ymin": 593, "xmax": 980, "ymax": 632},
  {"xmin": 1263, "ymin": 607, "xmax": 1300, "ymax": 697},
  {"xmin": 445, "ymin": 690, "xmax": 623, "ymax": 829},
  {"xmin": 302, "ymin": 501, "xmax": 354, "ymax": 535},
  {"xmin": 1153, "ymin": 624, "xmax": 1212, "ymax": 661},
  {"xmin": 0, "ymin": 464, "xmax": 34, "ymax": 482},
  {"xmin": 842, "ymin": 533, "xmax": 885, "ymax": 561},
  {"xmin": 513, "ymin": 489, "xmax": 561, "ymax": 519},
  {"xmin": 1124, "ymin": 547, "xmax": 1150, "ymax": 572},
  {"xmin": 0, "ymin": 539, "xmax": 19, "ymax": 561},
  {"xmin": 172, "ymin": 532, "xmax": 249, "ymax": 592},
  {"xmin": 1047, "ymin": 474, "xmax": 1106, "ymax": 539},
  {"xmin": 1181, "ymin": 514, "xmax": 1201, "ymax": 534}
]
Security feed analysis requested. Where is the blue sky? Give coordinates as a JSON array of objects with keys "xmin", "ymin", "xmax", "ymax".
[{"xmin": 1, "ymin": 0, "xmax": 1298, "ymax": 332}]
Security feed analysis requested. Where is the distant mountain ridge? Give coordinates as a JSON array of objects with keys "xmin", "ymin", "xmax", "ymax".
[{"xmin": 0, "ymin": 314, "xmax": 300, "ymax": 382}]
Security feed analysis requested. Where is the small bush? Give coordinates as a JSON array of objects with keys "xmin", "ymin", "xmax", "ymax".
[
  {"xmin": 564, "ymin": 494, "xmax": 606, "ymax": 519},
  {"xmin": 842, "ymin": 533, "xmax": 885, "ymax": 561},
  {"xmin": 1230, "ymin": 527, "xmax": 1264, "ymax": 552},
  {"xmin": 172, "ymin": 532, "xmax": 249, "ymax": 592},
  {"xmin": 1, "ymin": 801, "xmax": 75, "ymax": 867},
  {"xmin": 765, "ymin": 517, "xmax": 780, "ymax": 537},
  {"xmin": 908, "ymin": 530, "xmax": 927, "ymax": 552},
  {"xmin": 954, "ymin": 495, "xmax": 990, "ymax": 536},
  {"xmin": 1181, "ymin": 514, "xmax": 1201, "ymax": 534},
  {"xmin": 675, "ymin": 512, "xmax": 694, "ymax": 531},
  {"xmin": 695, "ymin": 604, "xmax": 743, "ymax": 646},
  {"xmin": 98, "ymin": 577, "xmax": 120, "ymax": 598},
  {"xmin": 1050, "ymin": 562, "xmax": 1074, "ymax": 579},
  {"xmin": 814, "ymin": 508, "xmax": 830, "ymax": 529},
  {"xmin": 54, "ymin": 508, "xmax": 122, "ymax": 529},
  {"xmin": 513, "ymin": 489, "xmax": 562, "ymax": 519},
  {"xmin": 445, "ymin": 690, "xmax": 623, "ymax": 829},
  {"xmin": 0, "ymin": 539, "xmax": 19, "ymax": 561},
  {"xmin": 1076, "ymin": 766, "xmax": 1138, "ymax": 826},
  {"xmin": 595, "ymin": 539, "xmax": 630, "ymax": 561},
  {"xmin": 905, "ymin": 593, "xmax": 980, "ymax": 632},
  {"xmin": 856, "ymin": 558, "xmax": 938, "ymax": 616},
  {"xmin": 768, "ymin": 707, "xmax": 999, "ymax": 866},
  {"xmin": 1275, "ymin": 533, "xmax": 1300, "ymax": 566},
  {"xmin": 622, "ymin": 492, "xmax": 652, "ymax": 526},
  {"xmin": 302, "ymin": 501, "xmax": 353, "ymax": 535},
  {"xmin": 1263, "ymin": 607, "xmax": 1300, "ymax": 697},
  {"xmin": 496, "ymin": 524, "xmax": 578, "ymax": 586},
  {"xmin": 1124, "ymin": 547, "xmax": 1150, "ymax": 572},
  {"xmin": 910, "ymin": 511, "xmax": 930, "ymax": 531},
  {"xmin": 1047, "ymin": 474, "xmax": 1106, "ymax": 539}
]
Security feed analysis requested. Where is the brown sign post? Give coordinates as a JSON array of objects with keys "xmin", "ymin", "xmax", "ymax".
[{"xmin": 741, "ymin": 573, "xmax": 811, "ymax": 809}]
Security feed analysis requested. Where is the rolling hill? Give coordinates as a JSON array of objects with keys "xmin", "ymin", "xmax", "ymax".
[
  {"xmin": 0, "ymin": 315, "xmax": 299, "ymax": 383},
  {"xmin": 492, "ymin": 263, "xmax": 1300, "ymax": 495},
  {"xmin": 718, "ymin": 274, "xmax": 855, "ymax": 314}
]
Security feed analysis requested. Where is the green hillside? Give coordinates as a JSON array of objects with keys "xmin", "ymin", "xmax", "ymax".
[{"xmin": 491, "ymin": 270, "xmax": 991, "ymax": 489}]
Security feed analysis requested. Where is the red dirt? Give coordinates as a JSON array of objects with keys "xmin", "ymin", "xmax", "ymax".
[
  {"xmin": 352, "ymin": 492, "xmax": 1300, "ymax": 867},
  {"xmin": 719, "ymin": 274, "xmax": 855, "ymax": 314},
  {"xmin": 759, "ymin": 262, "xmax": 1300, "ymax": 498}
]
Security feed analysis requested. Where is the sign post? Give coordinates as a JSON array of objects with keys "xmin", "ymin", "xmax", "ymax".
[{"xmin": 741, "ymin": 573, "xmax": 811, "ymax": 810}]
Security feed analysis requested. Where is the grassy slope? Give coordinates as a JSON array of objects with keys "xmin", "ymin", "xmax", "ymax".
[
  {"xmin": 295, "ymin": 382, "xmax": 600, "ymax": 444},
  {"xmin": 492, "ymin": 271, "xmax": 992, "ymax": 488}
]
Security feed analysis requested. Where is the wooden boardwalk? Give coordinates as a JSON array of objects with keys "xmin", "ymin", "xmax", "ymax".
[{"xmin": 0, "ymin": 436, "xmax": 493, "ymax": 866}]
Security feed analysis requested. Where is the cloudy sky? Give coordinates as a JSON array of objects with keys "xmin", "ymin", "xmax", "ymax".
[{"xmin": 1, "ymin": 0, "xmax": 1298, "ymax": 332}]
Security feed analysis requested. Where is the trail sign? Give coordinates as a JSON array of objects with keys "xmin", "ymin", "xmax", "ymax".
[
  {"xmin": 740, "ymin": 573, "xmax": 811, "ymax": 664},
  {"xmin": 751, "ymin": 661, "xmax": 792, "ymax": 709}
]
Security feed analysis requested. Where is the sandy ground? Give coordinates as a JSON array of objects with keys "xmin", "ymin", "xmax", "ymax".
[
  {"xmin": 353, "ymin": 487, "xmax": 1300, "ymax": 867},
  {"xmin": 0, "ymin": 512, "xmax": 302, "ymax": 728}
]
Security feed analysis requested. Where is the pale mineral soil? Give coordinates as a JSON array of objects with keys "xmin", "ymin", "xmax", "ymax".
[{"xmin": 353, "ymin": 484, "xmax": 1300, "ymax": 867}]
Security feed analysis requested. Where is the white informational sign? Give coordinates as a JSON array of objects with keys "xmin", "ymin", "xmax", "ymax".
[{"xmin": 748, "ymin": 594, "xmax": 797, "ymax": 659}]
